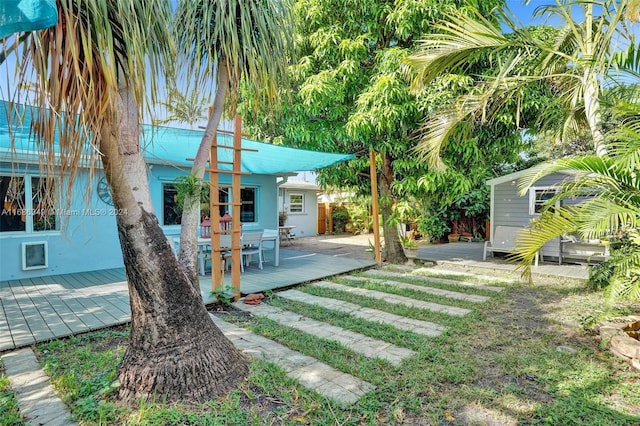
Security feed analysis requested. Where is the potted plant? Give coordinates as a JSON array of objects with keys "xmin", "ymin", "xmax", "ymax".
[
  {"xmin": 278, "ymin": 211, "xmax": 287, "ymax": 226},
  {"xmin": 400, "ymin": 235, "xmax": 419, "ymax": 257}
]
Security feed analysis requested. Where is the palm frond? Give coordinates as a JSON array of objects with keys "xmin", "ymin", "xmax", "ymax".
[
  {"xmin": 175, "ymin": 0, "xmax": 295, "ymax": 114},
  {"xmin": 7, "ymin": 0, "xmax": 174, "ymax": 205}
]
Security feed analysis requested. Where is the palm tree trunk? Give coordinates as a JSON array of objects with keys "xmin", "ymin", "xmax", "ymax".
[
  {"xmin": 178, "ymin": 61, "xmax": 230, "ymax": 280},
  {"xmin": 379, "ymin": 153, "xmax": 406, "ymax": 263},
  {"xmin": 100, "ymin": 85, "xmax": 248, "ymax": 402},
  {"xmin": 582, "ymin": 3, "xmax": 607, "ymax": 157},
  {"xmin": 583, "ymin": 70, "xmax": 607, "ymax": 156}
]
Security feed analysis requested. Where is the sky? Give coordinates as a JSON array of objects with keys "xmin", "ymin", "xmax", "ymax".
[{"xmin": 0, "ymin": 1, "xmax": 576, "ymax": 129}]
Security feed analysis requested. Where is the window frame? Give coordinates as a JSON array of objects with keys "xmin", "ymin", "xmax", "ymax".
[
  {"xmin": 1, "ymin": 174, "xmax": 59, "ymax": 234},
  {"xmin": 528, "ymin": 186, "xmax": 559, "ymax": 216},
  {"xmin": 162, "ymin": 182, "xmax": 259, "ymax": 225},
  {"xmin": 288, "ymin": 193, "xmax": 304, "ymax": 214}
]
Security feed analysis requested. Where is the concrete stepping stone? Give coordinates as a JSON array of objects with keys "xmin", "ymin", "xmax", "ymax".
[
  {"xmin": 344, "ymin": 275, "xmax": 490, "ymax": 303},
  {"xmin": 209, "ymin": 314, "xmax": 375, "ymax": 405},
  {"xmin": 232, "ymin": 301, "xmax": 415, "ymax": 366},
  {"xmin": 312, "ymin": 281, "xmax": 471, "ymax": 316},
  {"xmin": 277, "ymin": 289, "xmax": 446, "ymax": 336},
  {"xmin": 1, "ymin": 348, "xmax": 77, "ymax": 426},
  {"xmin": 412, "ymin": 267, "xmax": 513, "ymax": 285},
  {"xmin": 366, "ymin": 269, "xmax": 505, "ymax": 292}
]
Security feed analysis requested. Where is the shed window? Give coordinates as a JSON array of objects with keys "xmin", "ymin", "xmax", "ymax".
[
  {"xmin": 529, "ymin": 187, "xmax": 558, "ymax": 215},
  {"xmin": 289, "ymin": 194, "xmax": 304, "ymax": 213}
]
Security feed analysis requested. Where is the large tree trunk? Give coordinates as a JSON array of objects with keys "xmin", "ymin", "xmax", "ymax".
[
  {"xmin": 178, "ymin": 62, "xmax": 230, "ymax": 281},
  {"xmin": 379, "ymin": 152, "xmax": 406, "ymax": 264},
  {"xmin": 100, "ymin": 86, "xmax": 248, "ymax": 402}
]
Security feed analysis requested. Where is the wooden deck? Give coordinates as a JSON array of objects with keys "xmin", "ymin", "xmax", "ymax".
[{"xmin": 0, "ymin": 247, "xmax": 376, "ymax": 351}]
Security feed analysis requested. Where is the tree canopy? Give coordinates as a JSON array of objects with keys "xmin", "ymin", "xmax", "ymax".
[{"xmin": 241, "ymin": 0, "xmax": 539, "ymax": 255}]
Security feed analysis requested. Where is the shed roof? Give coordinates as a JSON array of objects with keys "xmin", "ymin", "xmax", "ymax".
[
  {"xmin": 0, "ymin": 101, "xmax": 354, "ymax": 175},
  {"xmin": 486, "ymin": 165, "xmax": 579, "ymax": 186}
]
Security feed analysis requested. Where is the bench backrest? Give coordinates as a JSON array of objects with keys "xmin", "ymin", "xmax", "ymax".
[{"xmin": 492, "ymin": 226, "xmax": 526, "ymax": 249}]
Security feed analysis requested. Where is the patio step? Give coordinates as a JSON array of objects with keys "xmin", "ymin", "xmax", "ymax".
[
  {"xmin": 311, "ymin": 281, "xmax": 472, "ymax": 316},
  {"xmin": 343, "ymin": 275, "xmax": 490, "ymax": 303},
  {"xmin": 209, "ymin": 314, "xmax": 375, "ymax": 406},
  {"xmin": 232, "ymin": 301, "xmax": 415, "ymax": 366},
  {"xmin": 366, "ymin": 269, "xmax": 506, "ymax": 292},
  {"xmin": 277, "ymin": 289, "xmax": 446, "ymax": 336}
]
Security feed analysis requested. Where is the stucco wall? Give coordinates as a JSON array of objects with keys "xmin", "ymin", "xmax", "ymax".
[
  {"xmin": 279, "ymin": 188, "xmax": 318, "ymax": 238},
  {"xmin": 1, "ymin": 162, "xmax": 279, "ymax": 281}
]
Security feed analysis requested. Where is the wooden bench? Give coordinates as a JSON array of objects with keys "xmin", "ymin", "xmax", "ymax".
[{"xmin": 483, "ymin": 225, "xmax": 539, "ymax": 266}]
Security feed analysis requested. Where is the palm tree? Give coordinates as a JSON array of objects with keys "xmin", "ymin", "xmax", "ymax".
[
  {"xmin": 2, "ymin": 0, "xmax": 248, "ymax": 402},
  {"xmin": 513, "ymin": 150, "xmax": 640, "ymax": 301},
  {"xmin": 405, "ymin": 0, "xmax": 635, "ymax": 169},
  {"xmin": 173, "ymin": 0, "xmax": 294, "ymax": 280}
]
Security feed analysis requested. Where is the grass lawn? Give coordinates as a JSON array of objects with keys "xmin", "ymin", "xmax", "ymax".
[{"xmin": 1, "ymin": 265, "xmax": 639, "ymax": 425}]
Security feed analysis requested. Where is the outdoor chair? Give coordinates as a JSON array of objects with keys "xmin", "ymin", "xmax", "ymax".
[{"xmin": 241, "ymin": 231, "xmax": 264, "ymax": 270}]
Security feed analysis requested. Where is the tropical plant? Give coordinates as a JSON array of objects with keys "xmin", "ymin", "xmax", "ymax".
[
  {"xmin": 278, "ymin": 211, "xmax": 288, "ymax": 226},
  {"xmin": 172, "ymin": 0, "xmax": 294, "ymax": 281},
  {"xmin": 513, "ymin": 153, "xmax": 640, "ymax": 301},
  {"xmin": 331, "ymin": 207, "xmax": 350, "ymax": 233},
  {"xmin": 240, "ymin": 0, "xmax": 515, "ymax": 264},
  {"xmin": 405, "ymin": 0, "xmax": 637, "ymax": 168},
  {"xmin": 2, "ymin": 0, "xmax": 248, "ymax": 402}
]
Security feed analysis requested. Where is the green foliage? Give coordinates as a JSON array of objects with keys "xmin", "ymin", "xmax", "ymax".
[
  {"xmin": 278, "ymin": 211, "xmax": 287, "ymax": 226},
  {"xmin": 589, "ymin": 232, "xmax": 640, "ymax": 301},
  {"xmin": 0, "ymin": 365, "xmax": 26, "ymax": 425},
  {"xmin": 416, "ymin": 206, "xmax": 451, "ymax": 241},
  {"xmin": 399, "ymin": 235, "xmax": 418, "ymax": 249},
  {"xmin": 331, "ymin": 207, "xmax": 350, "ymax": 233},
  {"xmin": 173, "ymin": 175, "xmax": 209, "ymax": 216},
  {"xmin": 240, "ymin": 0, "xmax": 523, "ymax": 262},
  {"xmin": 345, "ymin": 197, "xmax": 372, "ymax": 235}
]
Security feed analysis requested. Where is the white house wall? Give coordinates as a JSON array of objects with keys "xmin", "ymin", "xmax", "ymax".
[{"xmin": 279, "ymin": 188, "xmax": 318, "ymax": 238}]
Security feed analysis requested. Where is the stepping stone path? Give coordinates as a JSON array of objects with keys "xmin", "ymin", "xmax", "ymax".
[
  {"xmin": 364, "ymin": 269, "xmax": 506, "ymax": 292},
  {"xmin": 1, "ymin": 348, "xmax": 77, "ymax": 426},
  {"xmin": 312, "ymin": 281, "xmax": 472, "ymax": 316},
  {"xmin": 342, "ymin": 275, "xmax": 490, "ymax": 303},
  {"xmin": 209, "ymin": 314, "xmax": 375, "ymax": 405},
  {"xmin": 278, "ymin": 289, "xmax": 446, "ymax": 336},
  {"xmin": 232, "ymin": 301, "xmax": 415, "ymax": 365}
]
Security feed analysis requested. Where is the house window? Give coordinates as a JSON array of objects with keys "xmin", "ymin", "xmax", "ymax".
[
  {"xmin": 163, "ymin": 183, "xmax": 257, "ymax": 225},
  {"xmin": 529, "ymin": 187, "xmax": 558, "ymax": 215},
  {"xmin": 163, "ymin": 184, "xmax": 181, "ymax": 225},
  {"xmin": 240, "ymin": 187, "xmax": 256, "ymax": 223},
  {"xmin": 289, "ymin": 193, "xmax": 304, "ymax": 213},
  {"xmin": 1, "ymin": 175, "xmax": 58, "ymax": 233}
]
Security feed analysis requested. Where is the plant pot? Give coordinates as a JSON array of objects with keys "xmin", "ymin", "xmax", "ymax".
[
  {"xmin": 448, "ymin": 234, "xmax": 459, "ymax": 243},
  {"xmin": 403, "ymin": 248, "xmax": 418, "ymax": 258}
]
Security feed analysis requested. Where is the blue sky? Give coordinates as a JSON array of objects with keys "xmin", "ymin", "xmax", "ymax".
[{"xmin": 0, "ymin": 0, "xmax": 574, "ymax": 129}]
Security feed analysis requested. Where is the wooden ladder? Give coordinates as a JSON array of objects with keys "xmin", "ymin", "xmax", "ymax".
[{"xmin": 207, "ymin": 115, "xmax": 255, "ymax": 300}]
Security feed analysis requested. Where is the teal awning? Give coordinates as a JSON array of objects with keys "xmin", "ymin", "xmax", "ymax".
[
  {"xmin": 142, "ymin": 125, "xmax": 353, "ymax": 174},
  {"xmin": 0, "ymin": 0, "xmax": 58, "ymax": 39},
  {"xmin": 0, "ymin": 101, "xmax": 354, "ymax": 174}
]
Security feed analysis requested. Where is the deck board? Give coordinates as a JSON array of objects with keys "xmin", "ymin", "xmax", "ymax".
[{"xmin": 1, "ymin": 248, "xmax": 376, "ymax": 351}]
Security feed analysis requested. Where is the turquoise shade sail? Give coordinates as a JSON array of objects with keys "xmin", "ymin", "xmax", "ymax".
[{"xmin": 0, "ymin": 0, "xmax": 58, "ymax": 39}]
